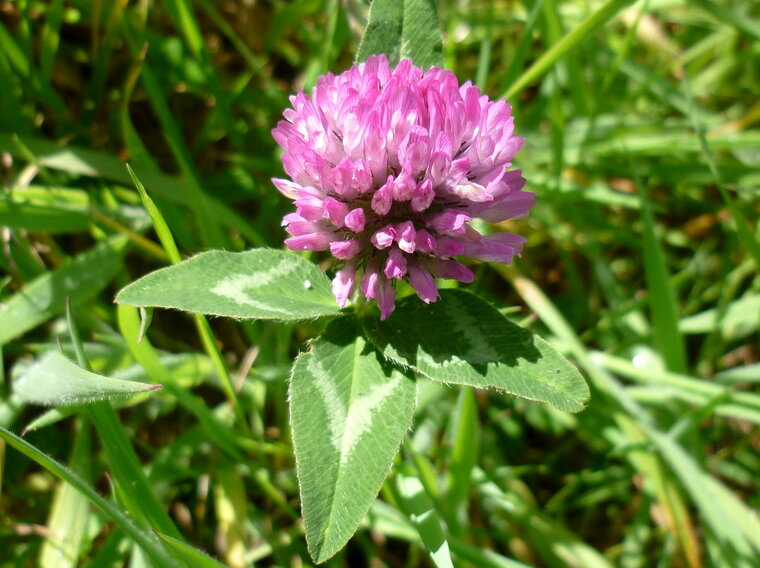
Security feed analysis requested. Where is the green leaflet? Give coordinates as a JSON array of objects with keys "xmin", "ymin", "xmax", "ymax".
[
  {"xmin": 14, "ymin": 351, "xmax": 160, "ymax": 406},
  {"xmin": 289, "ymin": 316, "xmax": 417, "ymax": 563},
  {"xmin": 115, "ymin": 249, "xmax": 340, "ymax": 320},
  {"xmin": 364, "ymin": 289, "xmax": 590, "ymax": 412},
  {"xmin": 356, "ymin": 0, "xmax": 444, "ymax": 69}
]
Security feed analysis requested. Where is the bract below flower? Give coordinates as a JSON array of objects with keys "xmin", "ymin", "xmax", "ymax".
[{"xmin": 272, "ymin": 55, "xmax": 534, "ymax": 319}]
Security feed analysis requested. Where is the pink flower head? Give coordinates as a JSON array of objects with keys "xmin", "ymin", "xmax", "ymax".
[{"xmin": 273, "ymin": 55, "xmax": 534, "ymax": 319}]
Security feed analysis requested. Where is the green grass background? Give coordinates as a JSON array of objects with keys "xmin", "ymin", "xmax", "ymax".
[{"xmin": 1, "ymin": 0, "xmax": 759, "ymax": 566}]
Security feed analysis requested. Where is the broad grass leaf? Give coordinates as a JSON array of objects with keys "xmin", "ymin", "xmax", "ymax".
[
  {"xmin": 679, "ymin": 294, "xmax": 760, "ymax": 339},
  {"xmin": 0, "ymin": 187, "xmax": 90, "ymax": 233},
  {"xmin": 364, "ymin": 289, "xmax": 589, "ymax": 412},
  {"xmin": 116, "ymin": 249, "xmax": 340, "ymax": 320},
  {"xmin": 638, "ymin": 183, "xmax": 687, "ymax": 373},
  {"xmin": 356, "ymin": 0, "xmax": 444, "ymax": 69},
  {"xmin": 38, "ymin": 421, "xmax": 92, "ymax": 568},
  {"xmin": 289, "ymin": 316, "xmax": 417, "ymax": 563},
  {"xmin": 0, "ymin": 426, "xmax": 182, "ymax": 568},
  {"xmin": 502, "ymin": 0, "xmax": 637, "ymax": 99},
  {"xmin": 0, "ymin": 234, "xmax": 129, "ymax": 346},
  {"xmin": 14, "ymin": 351, "xmax": 160, "ymax": 406},
  {"xmin": 0, "ymin": 133, "xmax": 265, "ymax": 245},
  {"xmin": 396, "ymin": 474, "xmax": 454, "ymax": 568}
]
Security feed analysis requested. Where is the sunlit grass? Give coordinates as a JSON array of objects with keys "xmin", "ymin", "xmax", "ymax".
[{"xmin": 1, "ymin": 1, "xmax": 758, "ymax": 566}]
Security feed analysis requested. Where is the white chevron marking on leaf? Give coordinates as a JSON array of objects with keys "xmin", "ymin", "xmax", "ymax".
[
  {"xmin": 210, "ymin": 258, "xmax": 300, "ymax": 313},
  {"xmin": 307, "ymin": 347, "xmax": 405, "ymax": 464},
  {"xmin": 308, "ymin": 354, "xmax": 347, "ymax": 453},
  {"xmin": 444, "ymin": 294, "xmax": 500, "ymax": 363},
  {"xmin": 341, "ymin": 372, "xmax": 403, "ymax": 465}
]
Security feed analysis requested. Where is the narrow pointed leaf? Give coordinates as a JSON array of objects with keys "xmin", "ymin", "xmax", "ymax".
[
  {"xmin": 502, "ymin": 0, "xmax": 636, "ymax": 99},
  {"xmin": 154, "ymin": 533, "xmax": 227, "ymax": 568},
  {"xmin": 356, "ymin": 0, "xmax": 444, "ymax": 69},
  {"xmin": 39, "ymin": 421, "xmax": 92, "ymax": 568},
  {"xmin": 14, "ymin": 351, "xmax": 161, "ymax": 406},
  {"xmin": 126, "ymin": 164, "xmax": 181, "ymax": 264},
  {"xmin": 116, "ymin": 249, "xmax": 340, "ymax": 320},
  {"xmin": 679, "ymin": 294, "xmax": 760, "ymax": 337},
  {"xmin": 396, "ymin": 474, "xmax": 454, "ymax": 568},
  {"xmin": 638, "ymin": 183, "xmax": 687, "ymax": 373},
  {"xmin": 289, "ymin": 316, "xmax": 417, "ymax": 562},
  {"xmin": 364, "ymin": 289, "xmax": 589, "ymax": 412},
  {"xmin": 0, "ymin": 426, "xmax": 182, "ymax": 568}
]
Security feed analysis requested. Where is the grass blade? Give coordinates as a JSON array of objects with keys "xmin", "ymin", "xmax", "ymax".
[
  {"xmin": 120, "ymin": 22, "xmax": 228, "ymax": 250},
  {"xmin": 116, "ymin": 304, "xmax": 245, "ymax": 462},
  {"xmin": 503, "ymin": 0, "xmax": 636, "ymax": 99},
  {"xmin": 395, "ymin": 473, "xmax": 454, "ymax": 568},
  {"xmin": 509, "ymin": 271, "xmax": 760, "ymax": 564},
  {"xmin": 154, "ymin": 533, "xmax": 227, "ymax": 568},
  {"xmin": 0, "ymin": 426, "xmax": 183, "ymax": 568},
  {"xmin": 444, "ymin": 387, "xmax": 478, "ymax": 533},
  {"xmin": 637, "ymin": 181, "xmax": 687, "ymax": 373},
  {"xmin": 38, "ymin": 419, "xmax": 92, "ymax": 568},
  {"xmin": 0, "ymin": 133, "xmax": 265, "ymax": 245},
  {"xmin": 683, "ymin": 75, "xmax": 760, "ymax": 270},
  {"xmin": 63, "ymin": 299, "xmax": 184, "ymax": 542},
  {"xmin": 0, "ymin": 234, "xmax": 129, "ymax": 346},
  {"xmin": 124, "ymin": 167, "xmax": 250, "ymax": 432}
]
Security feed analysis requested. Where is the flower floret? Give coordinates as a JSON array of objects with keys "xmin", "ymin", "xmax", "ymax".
[{"xmin": 272, "ymin": 54, "xmax": 534, "ymax": 319}]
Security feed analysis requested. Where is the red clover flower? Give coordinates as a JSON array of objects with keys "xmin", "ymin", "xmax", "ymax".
[{"xmin": 272, "ymin": 55, "xmax": 534, "ymax": 319}]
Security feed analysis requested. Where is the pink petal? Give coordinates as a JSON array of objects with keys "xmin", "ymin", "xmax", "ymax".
[
  {"xmin": 371, "ymin": 177, "xmax": 394, "ymax": 215},
  {"xmin": 469, "ymin": 189, "xmax": 535, "ymax": 222},
  {"xmin": 384, "ymin": 247, "xmax": 408, "ymax": 279},
  {"xmin": 329, "ymin": 239, "xmax": 361, "ymax": 260},
  {"xmin": 435, "ymin": 237, "xmax": 466, "ymax": 257},
  {"xmin": 427, "ymin": 209, "xmax": 471, "ymax": 236},
  {"xmin": 284, "ymin": 216, "xmax": 325, "ymax": 236},
  {"xmin": 322, "ymin": 197, "xmax": 349, "ymax": 228},
  {"xmin": 376, "ymin": 276, "xmax": 396, "ymax": 320},
  {"xmin": 392, "ymin": 171, "xmax": 416, "ymax": 201},
  {"xmin": 285, "ymin": 232, "xmax": 336, "ymax": 251},
  {"xmin": 408, "ymin": 263, "xmax": 440, "ymax": 304},
  {"xmin": 427, "ymin": 151, "xmax": 452, "ymax": 186},
  {"xmin": 395, "ymin": 221, "xmax": 417, "ymax": 253},
  {"xmin": 424, "ymin": 258, "xmax": 474, "ymax": 282},
  {"xmin": 330, "ymin": 158, "xmax": 359, "ymax": 199},
  {"xmin": 272, "ymin": 178, "xmax": 301, "ymax": 199},
  {"xmin": 415, "ymin": 229, "xmax": 436, "ymax": 253},
  {"xmin": 332, "ymin": 263, "xmax": 356, "ymax": 308},
  {"xmin": 344, "ymin": 208, "xmax": 366, "ymax": 233},
  {"xmin": 463, "ymin": 233, "xmax": 526, "ymax": 264},
  {"xmin": 411, "ymin": 179, "xmax": 435, "ymax": 212},
  {"xmin": 398, "ymin": 127, "xmax": 431, "ymax": 176},
  {"xmin": 371, "ymin": 225, "xmax": 396, "ymax": 250}
]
